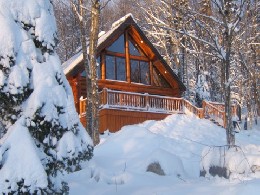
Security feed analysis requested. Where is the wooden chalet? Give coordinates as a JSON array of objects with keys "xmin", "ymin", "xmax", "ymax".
[{"xmin": 63, "ymin": 14, "xmax": 236, "ymax": 133}]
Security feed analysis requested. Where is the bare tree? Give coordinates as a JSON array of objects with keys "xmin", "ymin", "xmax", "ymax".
[
  {"xmin": 140, "ymin": 0, "xmax": 250, "ymax": 147},
  {"xmin": 71, "ymin": 0, "xmax": 107, "ymax": 145},
  {"xmin": 53, "ymin": 0, "xmax": 81, "ymax": 62}
]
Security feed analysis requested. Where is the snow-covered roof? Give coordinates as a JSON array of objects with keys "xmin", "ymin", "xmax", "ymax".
[{"xmin": 62, "ymin": 14, "xmax": 134, "ymax": 75}]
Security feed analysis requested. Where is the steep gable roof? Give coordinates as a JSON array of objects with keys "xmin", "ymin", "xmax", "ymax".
[{"xmin": 62, "ymin": 14, "xmax": 186, "ymax": 92}]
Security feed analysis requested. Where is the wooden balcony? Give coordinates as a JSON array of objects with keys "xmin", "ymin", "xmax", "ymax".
[
  {"xmin": 79, "ymin": 89, "xmax": 237, "ymax": 132},
  {"xmin": 80, "ymin": 88, "xmax": 186, "ymax": 115}
]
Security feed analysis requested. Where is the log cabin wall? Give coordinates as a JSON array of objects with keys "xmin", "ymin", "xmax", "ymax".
[{"xmin": 80, "ymin": 109, "xmax": 171, "ymax": 133}]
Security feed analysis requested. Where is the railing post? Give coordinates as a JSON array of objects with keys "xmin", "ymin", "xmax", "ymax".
[
  {"xmin": 145, "ymin": 93, "xmax": 149, "ymax": 111},
  {"xmin": 79, "ymin": 96, "xmax": 84, "ymax": 116},
  {"xmin": 202, "ymin": 100, "xmax": 206, "ymax": 119},
  {"xmin": 223, "ymin": 112, "xmax": 227, "ymax": 128},
  {"xmin": 103, "ymin": 88, "xmax": 108, "ymax": 106}
]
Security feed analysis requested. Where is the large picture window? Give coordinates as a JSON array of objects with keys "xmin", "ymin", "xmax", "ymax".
[
  {"xmin": 102, "ymin": 32, "xmax": 170, "ymax": 88},
  {"xmin": 106, "ymin": 55, "xmax": 126, "ymax": 81},
  {"xmin": 130, "ymin": 60, "xmax": 150, "ymax": 85}
]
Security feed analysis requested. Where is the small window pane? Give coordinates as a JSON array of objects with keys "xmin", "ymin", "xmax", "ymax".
[
  {"xmin": 97, "ymin": 56, "xmax": 101, "ymax": 79},
  {"xmin": 81, "ymin": 70, "xmax": 86, "ymax": 77},
  {"xmin": 129, "ymin": 40, "xmax": 142, "ymax": 56},
  {"xmin": 106, "ymin": 56, "xmax": 115, "ymax": 80},
  {"xmin": 152, "ymin": 66, "xmax": 171, "ymax": 87},
  {"xmin": 131, "ymin": 60, "xmax": 140, "ymax": 83},
  {"xmin": 140, "ymin": 61, "xmax": 150, "ymax": 85},
  {"xmin": 116, "ymin": 57, "xmax": 126, "ymax": 81},
  {"xmin": 107, "ymin": 34, "xmax": 125, "ymax": 53}
]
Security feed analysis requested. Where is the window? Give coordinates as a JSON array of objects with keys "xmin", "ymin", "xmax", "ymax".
[
  {"xmin": 107, "ymin": 34, "xmax": 125, "ymax": 53},
  {"xmin": 106, "ymin": 55, "xmax": 126, "ymax": 81},
  {"xmin": 130, "ymin": 60, "xmax": 150, "ymax": 85},
  {"xmin": 152, "ymin": 66, "xmax": 171, "ymax": 88},
  {"xmin": 103, "ymin": 32, "xmax": 169, "ymax": 88},
  {"xmin": 129, "ymin": 39, "xmax": 143, "ymax": 56},
  {"xmin": 80, "ymin": 56, "xmax": 101, "ymax": 78}
]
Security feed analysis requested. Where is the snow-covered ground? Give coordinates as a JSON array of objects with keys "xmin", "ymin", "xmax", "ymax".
[{"xmin": 65, "ymin": 113, "xmax": 260, "ymax": 195}]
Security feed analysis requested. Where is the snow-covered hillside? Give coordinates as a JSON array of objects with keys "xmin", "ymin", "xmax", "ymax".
[{"xmin": 65, "ymin": 114, "xmax": 260, "ymax": 195}]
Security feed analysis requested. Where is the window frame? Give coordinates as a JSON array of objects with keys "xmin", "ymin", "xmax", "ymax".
[{"xmin": 100, "ymin": 31, "xmax": 171, "ymax": 88}]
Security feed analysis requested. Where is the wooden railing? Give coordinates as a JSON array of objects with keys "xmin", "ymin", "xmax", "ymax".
[
  {"xmin": 98, "ymin": 88, "xmax": 183, "ymax": 113},
  {"xmin": 183, "ymin": 100, "xmax": 204, "ymax": 119},
  {"xmin": 79, "ymin": 88, "xmax": 237, "ymax": 128},
  {"xmin": 203, "ymin": 101, "xmax": 226, "ymax": 127}
]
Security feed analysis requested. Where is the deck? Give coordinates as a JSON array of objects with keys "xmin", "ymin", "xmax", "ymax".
[{"xmin": 79, "ymin": 89, "xmax": 236, "ymax": 132}]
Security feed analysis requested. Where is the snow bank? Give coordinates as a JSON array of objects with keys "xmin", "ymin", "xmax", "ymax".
[
  {"xmin": 0, "ymin": 121, "xmax": 47, "ymax": 193},
  {"xmin": 65, "ymin": 114, "xmax": 260, "ymax": 194}
]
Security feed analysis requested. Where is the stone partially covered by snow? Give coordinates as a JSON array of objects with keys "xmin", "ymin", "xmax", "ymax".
[
  {"xmin": 0, "ymin": 121, "xmax": 47, "ymax": 193},
  {"xmin": 201, "ymin": 144, "xmax": 260, "ymax": 178}
]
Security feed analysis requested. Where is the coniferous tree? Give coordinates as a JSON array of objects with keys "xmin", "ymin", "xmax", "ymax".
[{"xmin": 0, "ymin": 0, "xmax": 93, "ymax": 193}]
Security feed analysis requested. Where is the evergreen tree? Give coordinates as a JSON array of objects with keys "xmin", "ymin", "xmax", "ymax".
[{"xmin": 0, "ymin": 0, "xmax": 93, "ymax": 193}]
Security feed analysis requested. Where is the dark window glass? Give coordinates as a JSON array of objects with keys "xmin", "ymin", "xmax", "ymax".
[
  {"xmin": 106, "ymin": 55, "xmax": 115, "ymax": 80},
  {"xmin": 152, "ymin": 66, "xmax": 171, "ymax": 88},
  {"xmin": 140, "ymin": 61, "xmax": 150, "ymax": 85},
  {"xmin": 129, "ymin": 40, "xmax": 142, "ymax": 56},
  {"xmin": 80, "ymin": 56, "xmax": 101, "ymax": 79},
  {"xmin": 81, "ymin": 70, "xmax": 86, "ymax": 77},
  {"xmin": 116, "ymin": 57, "xmax": 126, "ymax": 81},
  {"xmin": 105, "ymin": 55, "xmax": 126, "ymax": 81},
  {"xmin": 97, "ymin": 56, "xmax": 101, "ymax": 79},
  {"xmin": 107, "ymin": 34, "xmax": 125, "ymax": 53},
  {"xmin": 130, "ymin": 60, "xmax": 140, "ymax": 83}
]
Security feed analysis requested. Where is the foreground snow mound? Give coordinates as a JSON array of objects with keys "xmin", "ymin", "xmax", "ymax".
[
  {"xmin": 201, "ymin": 144, "xmax": 260, "ymax": 179},
  {"xmin": 79, "ymin": 114, "xmax": 226, "ymax": 186},
  {"xmin": 0, "ymin": 0, "xmax": 93, "ymax": 194},
  {"xmin": 95, "ymin": 126, "xmax": 186, "ymax": 179},
  {"xmin": 66, "ymin": 114, "xmax": 260, "ymax": 195}
]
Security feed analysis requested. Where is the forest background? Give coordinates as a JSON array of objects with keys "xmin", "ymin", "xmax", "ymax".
[{"xmin": 54, "ymin": 0, "xmax": 259, "ymax": 129}]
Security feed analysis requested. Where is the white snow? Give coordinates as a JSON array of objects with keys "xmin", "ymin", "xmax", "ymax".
[
  {"xmin": 0, "ymin": 120, "xmax": 47, "ymax": 193},
  {"xmin": 111, "ymin": 13, "xmax": 134, "ymax": 28},
  {"xmin": 65, "ymin": 114, "xmax": 260, "ymax": 194}
]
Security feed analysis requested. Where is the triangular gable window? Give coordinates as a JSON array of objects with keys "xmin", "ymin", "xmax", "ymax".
[
  {"xmin": 152, "ymin": 66, "xmax": 171, "ymax": 88},
  {"xmin": 107, "ymin": 34, "xmax": 125, "ymax": 53},
  {"xmin": 129, "ymin": 39, "xmax": 143, "ymax": 56}
]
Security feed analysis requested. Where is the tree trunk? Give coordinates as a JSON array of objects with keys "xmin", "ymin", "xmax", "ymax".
[
  {"xmin": 88, "ymin": 0, "xmax": 101, "ymax": 145},
  {"xmin": 78, "ymin": 0, "xmax": 92, "ymax": 138},
  {"xmin": 224, "ymin": 0, "xmax": 235, "ymax": 147}
]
